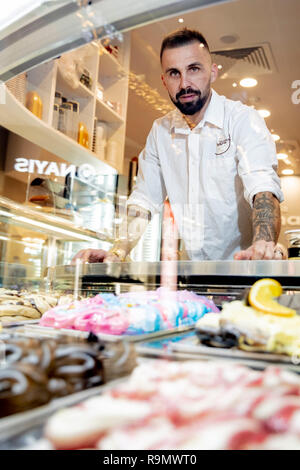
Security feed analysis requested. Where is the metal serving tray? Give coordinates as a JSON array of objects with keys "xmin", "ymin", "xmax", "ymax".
[
  {"xmin": 137, "ymin": 332, "xmax": 300, "ymax": 374},
  {"xmin": 0, "ymin": 357, "xmax": 154, "ymax": 450},
  {"xmin": 172, "ymin": 336, "xmax": 300, "ymax": 373}
]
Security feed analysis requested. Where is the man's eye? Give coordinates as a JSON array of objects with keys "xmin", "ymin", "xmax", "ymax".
[
  {"xmin": 190, "ymin": 67, "xmax": 200, "ymax": 73},
  {"xmin": 169, "ymin": 70, "xmax": 179, "ymax": 77}
]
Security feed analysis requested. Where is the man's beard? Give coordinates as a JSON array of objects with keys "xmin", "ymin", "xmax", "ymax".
[{"xmin": 170, "ymin": 86, "xmax": 210, "ymax": 115}]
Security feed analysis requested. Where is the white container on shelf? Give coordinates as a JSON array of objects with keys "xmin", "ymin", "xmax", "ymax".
[
  {"xmin": 96, "ymin": 83, "xmax": 104, "ymax": 101},
  {"xmin": 94, "ymin": 120, "xmax": 108, "ymax": 160},
  {"xmin": 52, "ymin": 104, "xmax": 59, "ymax": 129},
  {"xmin": 106, "ymin": 140, "xmax": 120, "ymax": 167},
  {"xmin": 68, "ymin": 100, "xmax": 80, "ymax": 141},
  {"xmin": 61, "ymin": 102, "xmax": 73, "ymax": 138},
  {"xmin": 58, "ymin": 107, "xmax": 66, "ymax": 134}
]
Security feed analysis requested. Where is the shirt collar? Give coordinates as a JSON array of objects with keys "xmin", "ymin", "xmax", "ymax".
[{"xmin": 170, "ymin": 89, "xmax": 224, "ymax": 134}]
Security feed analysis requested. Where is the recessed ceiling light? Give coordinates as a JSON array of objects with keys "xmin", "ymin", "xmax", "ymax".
[
  {"xmin": 272, "ymin": 134, "xmax": 280, "ymax": 142},
  {"xmin": 232, "ymin": 82, "xmax": 238, "ymax": 88},
  {"xmin": 178, "ymin": 18, "xmax": 184, "ymax": 23},
  {"xmin": 220, "ymin": 34, "xmax": 239, "ymax": 44},
  {"xmin": 277, "ymin": 153, "xmax": 288, "ymax": 160},
  {"xmin": 240, "ymin": 78, "xmax": 258, "ymax": 88},
  {"xmin": 282, "ymin": 169, "xmax": 294, "ymax": 175},
  {"xmin": 258, "ymin": 109, "xmax": 271, "ymax": 118},
  {"xmin": 217, "ymin": 64, "xmax": 223, "ymax": 70}
]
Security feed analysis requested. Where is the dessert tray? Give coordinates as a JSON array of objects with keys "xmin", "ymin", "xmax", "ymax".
[
  {"xmin": 171, "ymin": 335, "xmax": 300, "ymax": 373},
  {"xmin": 137, "ymin": 332, "xmax": 300, "ymax": 374},
  {"xmin": 0, "ymin": 377, "xmax": 126, "ymax": 448}
]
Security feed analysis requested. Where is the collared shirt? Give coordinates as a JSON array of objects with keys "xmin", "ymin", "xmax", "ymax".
[{"xmin": 127, "ymin": 89, "xmax": 284, "ymax": 260}]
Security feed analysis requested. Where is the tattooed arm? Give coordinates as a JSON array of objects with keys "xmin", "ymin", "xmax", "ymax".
[{"xmin": 234, "ymin": 192, "xmax": 285, "ymax": 260}]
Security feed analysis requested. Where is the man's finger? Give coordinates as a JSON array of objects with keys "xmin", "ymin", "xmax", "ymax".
[
  {"xmin": 263, "ymin": 243, "xmax": 276, "ymax": 260},
  {"xmin": 251, "ymin": 241, "xmax": 267, "ymax": 260},
  {"xmin": 234, "ymin": 249, "xmax": 252, "ymax": 260},
  {"xmin": 71, "ymin": 249, "xmax": 91, "ymax": 265},
  {"xmin": 251, "ymin": 241, "xmax": 276, "ymax": 260},
  {"xmin": 103, "ymin": 254, "xmax": 121, "ymax": 264},
  {"xmin": 71, "ymin": 249, "xmax": 108, "ymax": 264}
]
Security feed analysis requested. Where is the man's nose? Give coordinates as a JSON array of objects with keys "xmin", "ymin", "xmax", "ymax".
[{"xmin": 179, "ymin": 73, "xmax": 191, "ymax": 89}]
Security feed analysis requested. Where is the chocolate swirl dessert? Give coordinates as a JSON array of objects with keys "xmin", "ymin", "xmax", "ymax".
[
  {"xmin": 0, "ymin": 364, "xmax": 50, "ymax": 417},
  {"xmin": 0, "ymin": 332, "xmax": 136, "ymax": 418}
]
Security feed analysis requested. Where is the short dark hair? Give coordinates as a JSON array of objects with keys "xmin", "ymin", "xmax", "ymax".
[{"xmin": 160, "ymin": 28, "xmax": 210, "ymax": 62}]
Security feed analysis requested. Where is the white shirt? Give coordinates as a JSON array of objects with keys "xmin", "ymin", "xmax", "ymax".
[{"xmin": 127, "ymin": 89, "xmax": 284, "ymax": 260}]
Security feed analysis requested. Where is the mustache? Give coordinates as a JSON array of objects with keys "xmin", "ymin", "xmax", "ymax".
[{"xmin": 176, "ymin": 88, "xmax": 201, "ymax": 100}]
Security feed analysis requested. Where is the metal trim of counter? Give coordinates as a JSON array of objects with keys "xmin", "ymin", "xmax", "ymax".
[{"xmin": 53, "ymin": 260, "xmax": 300, "ymax": 291}]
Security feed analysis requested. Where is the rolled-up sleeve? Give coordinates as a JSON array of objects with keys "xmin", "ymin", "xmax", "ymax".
[
  {"xmin": 127, "ymin": 121, "xmax": 167, "ymax": 216},
  {"xmin": 233, "ymin": 107, "xmax": 284, "ymax": 207}
]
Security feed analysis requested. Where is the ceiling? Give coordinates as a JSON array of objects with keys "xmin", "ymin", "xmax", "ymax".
[{"xmin": 124, "ymin": 0, "xmax": 300, "ymax": 177}]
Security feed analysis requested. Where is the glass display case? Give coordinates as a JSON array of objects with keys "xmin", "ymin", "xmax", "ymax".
[
  {"xmin": 1, "ymin": 1, "xmax": 300, "ymax": 452},
  {"xmin": 0, "ymin": 0, "xmax": 299, "ymax": 275}
]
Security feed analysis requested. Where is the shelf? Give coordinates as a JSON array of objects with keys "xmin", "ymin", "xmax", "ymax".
[
  {"xmin": 56, "ymin": 71, "xmax": 95, "ymax": 100},
  {"xmin": 74, "ymin": 82, "xmax": 94, "ymax": 99},
  {"xmin": 95, "ymin": 98, "xmax": 124, "ymax": 124},
  {"xmin": 0, "ymin": 87, "xmax": 117, "ymax": 175}
]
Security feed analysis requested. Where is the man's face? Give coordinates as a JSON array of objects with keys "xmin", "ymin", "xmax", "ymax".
[{"xmin": 161, "ymin": 41, "xmax": 218, "ymax": 115}]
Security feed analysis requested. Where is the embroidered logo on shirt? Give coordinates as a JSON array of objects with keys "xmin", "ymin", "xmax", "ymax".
[{"xmin": 215, "ymin": 135, "xmax": 231, "ymax": 155}]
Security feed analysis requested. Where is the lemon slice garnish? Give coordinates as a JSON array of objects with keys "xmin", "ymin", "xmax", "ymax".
[{"xmin": 248, "ymin": 278, "xmax": 296, "ymax": 317}]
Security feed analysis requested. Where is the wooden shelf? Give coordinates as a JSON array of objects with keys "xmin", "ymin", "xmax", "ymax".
[
  {"xmin": 56, "ymin": 71, "xmax": 95, "ymax": 99},
  {"xmin": 95, "ymin": 98, "xmax": 124, "ymax": 124},
  {"xmin": 0, "ymin": 87, "xmax": 117, "ymax": 175},
  {"xmin": 74, "ymin": 82, "xmax": 95, "ymax": 99}
]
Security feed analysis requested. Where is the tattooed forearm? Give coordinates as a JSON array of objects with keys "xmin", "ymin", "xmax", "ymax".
[{"xmin": 252, "ymin": 192, "xmax": 281, "ymax": 243}]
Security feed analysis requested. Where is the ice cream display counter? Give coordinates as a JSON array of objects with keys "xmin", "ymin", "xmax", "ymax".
[{"xmin": 0, "ymin": 259, "xmax": 300, "ymax": 450}]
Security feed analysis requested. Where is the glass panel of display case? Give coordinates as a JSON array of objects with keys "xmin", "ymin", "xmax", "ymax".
[{"xmin": 0, "ymin": 0, "xmax": 299, "ymax": 273}]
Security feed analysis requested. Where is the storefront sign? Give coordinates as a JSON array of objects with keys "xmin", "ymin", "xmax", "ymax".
[
  {"xmin": 14, "ymin": 158, "xmax": 77, "ymax": 177},
  {"xmin": 13, "ymin": 158, "xmax": 106, "ymax": 186}
]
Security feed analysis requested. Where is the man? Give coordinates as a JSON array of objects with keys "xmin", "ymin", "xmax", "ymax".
[{"xmin": 74, "ymin": 28, "xmax": 285, "ymax": 264}]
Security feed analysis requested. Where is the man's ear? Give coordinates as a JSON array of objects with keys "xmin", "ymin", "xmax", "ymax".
[
  {"xmin": 210, "ymin": 63, "xmax": 218, "ymax": 84},
  {"xmin": 161, "ymin": 73, "xmax": 167, "ymax": 89}
]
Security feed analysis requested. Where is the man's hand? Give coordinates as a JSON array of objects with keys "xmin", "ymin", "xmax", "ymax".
[
  {"xmin": 71, "ymin": 205, "xmax": 151, "ymax": 265},
  {"xmin": 71, "ymin": 249, "xmax": 121, "ymax": 264},
  {"xmin": 234, "ymin": 241, "xmax": 286, "ymax": 260},
  {"xmin": 234, "ymin": 191, "xmax": 284, "ymax": 260}
]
